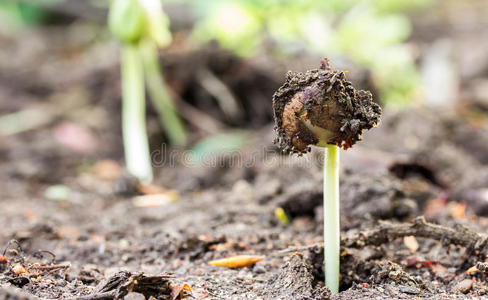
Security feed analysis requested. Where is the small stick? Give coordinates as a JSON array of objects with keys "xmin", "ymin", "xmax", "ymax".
[
  {"xmin": 278, "ymin": 216, "xmax": 487, "ymax": 253},
  {"xmin": 28, "ymin": 264, "xmax": 70, "ymax": 271},
  {"xmin": 69, "ymin": 291, "xmax": 115, "ymax": 300},
  {"xmin": 2, "ymin": 240, "xmax": 21, "ymax": 256},
  {"xmin": 343, "ymin": 216, "xmax": 485, "ymax": 250}
]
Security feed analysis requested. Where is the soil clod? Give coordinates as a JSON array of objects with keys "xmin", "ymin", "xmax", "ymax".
[{"xmin": 272, "ymin": 59, "xmax": 381, "ymax": 154}]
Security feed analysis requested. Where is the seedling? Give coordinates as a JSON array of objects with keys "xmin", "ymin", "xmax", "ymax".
[
  {"xmin": 108, "ymin": 0, "xmax": 187, "ymax": 183},
  {"xmin": 272, "ymin": 59, "xmax": 381, "ymax": 293}
]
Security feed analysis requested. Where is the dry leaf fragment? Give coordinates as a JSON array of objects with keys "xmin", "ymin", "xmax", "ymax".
[
  {"xmin": 132, "ymin": 194, "xmax": 175, "ymax": 208},
  {"xmin": 133, "ymin": 184, "xmax": 179, "ymax": 208},
  {"xmin": 170, "ymin": 283, "xmax": 192, "ymax": 300},
  {"xmin": 453, "ymin": 278, "xmax": 473, "ymax": 294},
  {"xmin": 208, "ymin": 255, "xmax": 264, "ymax": 268},
  {"xmin": 430, "ymin": 263, "xmax": 451, "ymax": 282},
  {"xmin": 12, "ymin": 263, "xmax": 26, "ymax": 275},
  {"xmin": 403, "ymin": 236, "xmax": 419, "ymax": 253},
  {"xmin": 451, "ymin": 202, "xmax": 466, "ymax": 219},
  {"xmin": 138, "ymin": 183, "xmax": 176, "ymax": 196}
]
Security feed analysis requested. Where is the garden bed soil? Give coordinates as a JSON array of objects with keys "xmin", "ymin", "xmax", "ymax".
[{"xmin": 2, "ymin": 23, "xmax": 488, "ymax": 300}]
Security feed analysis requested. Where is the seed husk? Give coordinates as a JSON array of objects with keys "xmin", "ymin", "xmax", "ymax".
[{"xmin": 273, "ymin": 59, "xmax": 382, "ymax": 154}]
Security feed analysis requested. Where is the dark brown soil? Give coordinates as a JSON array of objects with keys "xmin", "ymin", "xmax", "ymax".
[{"xmin": 2, "ymin": 15, "xmax": 488, "ymax": 300}]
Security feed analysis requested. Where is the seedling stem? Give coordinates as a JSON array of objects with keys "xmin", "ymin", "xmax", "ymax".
[
  {"xmin": 121, "ymin": 44, "xmax": 153, "ymax": 183},
  {"xmin": 324, "ymin": 145, "xmax": 340, "ymax": 293}
]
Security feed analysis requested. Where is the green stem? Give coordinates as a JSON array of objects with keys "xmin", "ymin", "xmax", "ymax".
[
  {"xmin": 140, "ymin": 40, "xmax": 187, "ymax": 147},
  {"xmin": 121, "ymin": 44, "xmax": 153, "ymax": 183},
  {"xmin": 324, "ymin": 145, "xmax": 340, "ymax": 293}
]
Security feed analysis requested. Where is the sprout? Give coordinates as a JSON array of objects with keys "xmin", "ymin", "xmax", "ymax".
[
  {"xmin": 108, "ymin": 0, "xmax": 187, "ymax": 183},
  {"xmin": 272, "ymin": 58, "xmax": 381, "ymax": 293}
]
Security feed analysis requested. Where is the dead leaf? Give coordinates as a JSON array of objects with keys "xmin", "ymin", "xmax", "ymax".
[
  {"xmin": 451, "ymin": 202, "xmax": 466, "ymax": 219},
  {"xmin": 94, "ymin": 271, "xmax": 172, "ymax": 299},
  {"xmin": 138, "ymin": 183, "xmax": 175, "ymax": 196},
  {"xmin": 453, "ymin": 278, "xmax": 473, "ymax": 294},
  {"xmin": 12, "ymin": 263, "xmax": 26, "ymax": 275},
  {"xmin": 403, "ymin": 236, "xmax": 419, "ymax": 253},
  {"xmin": 132, "ymin": 194, "xmax": 176, "ymax": 208},
  {"xmin": 170, "ymin": 283, "xmax": 192, "ymax": 300},
  {"xmin": 209, "ymin": 255, "xmax": 264, "ymax": 268},
  {"xmin": 133, "ymin": 184, "xmax": 179, "ymax": 208},
  {"xmin": 430, "ymin": 263, "xmax": 451, "ymax": 282}
]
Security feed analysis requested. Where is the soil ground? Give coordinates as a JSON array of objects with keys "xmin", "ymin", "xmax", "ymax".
[{"xmin": 2, "ymin": 7, "xmax": 488, "ymax": 299}]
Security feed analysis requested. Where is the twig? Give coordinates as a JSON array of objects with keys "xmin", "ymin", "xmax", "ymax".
[
  {"xmin": 28, "ymin": 264, "xmax": 69, "ymax": 271},
  {"xmin": 343, "ymin": 216, "xmax": 486, "ymax": 250},
  {"xmin": 278, "ymin": 217, "xmax": 488, "ymax": 254},
  {"xmin": 2, "ymin": 240, "xmax": 21, "ymax": 256},
  {"xmin": 28, "ymin": 250, "xmax": 56, "ymax": 264},
  {"xmin": 69, "ymin": 291, "xmax": 115, "ymax": 300}
]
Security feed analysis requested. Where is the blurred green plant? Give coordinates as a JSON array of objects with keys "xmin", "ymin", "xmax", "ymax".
[
  {"xmin": 189, "ymin": 0, "xmax": 433, "ymax": 106},
  {"xmin": 189, "ymin": 131, "xmax": 247, "ymax": 166},
  {"xmin": 109, "ymin": 0, "xmax": 187, "ymax": 183},
  {"xmin": 0, "ymin": 1, "xmax": 52, "ymax": 28}
]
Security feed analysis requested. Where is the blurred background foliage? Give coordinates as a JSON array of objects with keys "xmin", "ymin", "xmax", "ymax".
[
  {"xmin": 189, "ymin": 0, "xmax": 433, "ymax": 106},
  {"xmin": 0, "ymin": 0, "xmax": 435, "ymax": 107}
]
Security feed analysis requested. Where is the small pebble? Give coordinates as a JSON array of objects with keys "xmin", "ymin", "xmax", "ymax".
[
  {"xmin": 253, "ymin": 264, "xmax": 266, "ymax": 274},
  {"xmin": 399, "ymin": 285, "xmax": 420, "ymax": 295},
  {"xmin": 11, "ymin": 263, "xmax": 26, "ymax": 275},
  {"xmin": 56, "ymin": 279, "xmax": 67, "ymax": 287},
  {"xmin": 124, "ymin": 292, "xmax": 145, "ymax": 300}
]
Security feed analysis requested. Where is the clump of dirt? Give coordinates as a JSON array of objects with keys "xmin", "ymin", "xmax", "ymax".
[
  {"xmin": 272, "ymin": 58, "xmax": 381, "ymax": 154},
  {"xmin": 267, "ymin": 253, "xmax": 329, "ymax": 299}
]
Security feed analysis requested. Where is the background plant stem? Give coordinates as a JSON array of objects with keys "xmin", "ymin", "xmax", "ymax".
[
  {"xmin": 140, "ymin": 40, "xmax": 187, "ymax": 147},
  {"xmin": 324, "ymin": 145, "xmax": 340, "ymax": 293},
  {"xmin": 121, "ymin": 44, "xmax": 153, "ymax": 183}
]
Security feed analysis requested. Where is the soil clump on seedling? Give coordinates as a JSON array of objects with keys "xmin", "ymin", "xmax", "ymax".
[{"xmin": 273, "ymin": 59, "xmax": 381, "ymax": 154}]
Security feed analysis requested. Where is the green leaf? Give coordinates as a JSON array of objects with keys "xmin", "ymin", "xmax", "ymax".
[
  {"xmin": 108, "ymin": 0, "xmax": 146, "ymax": 44},
  {"xmin": 139, "ymin": 0, "xmax": 172, "ymax": 48}
]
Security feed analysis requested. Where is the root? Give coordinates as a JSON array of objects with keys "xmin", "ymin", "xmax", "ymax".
[
  {"xmin": 343, "ymin": 216, "xmax": 487, "ymax": 251},
  {"xmin": 279, "ymin": 216, "xmax": 488, "ymax": 254}
]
